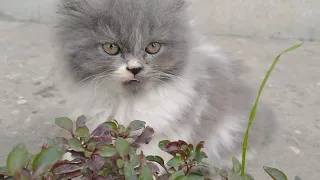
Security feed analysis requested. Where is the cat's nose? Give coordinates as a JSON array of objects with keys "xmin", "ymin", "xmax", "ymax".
[{"xmin": 126, "ymin": 67, "xmax": 142, "ymax": 75}]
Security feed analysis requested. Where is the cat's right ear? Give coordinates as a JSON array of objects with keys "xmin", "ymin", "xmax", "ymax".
[{"xmin": 58, "ymin": 0, "xmax": 89, "ymax": 16}]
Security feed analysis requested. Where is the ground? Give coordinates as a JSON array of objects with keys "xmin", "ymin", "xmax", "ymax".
[{"xmin": 0, "ymin": 21, "xmax": 319, "ymax": 179}]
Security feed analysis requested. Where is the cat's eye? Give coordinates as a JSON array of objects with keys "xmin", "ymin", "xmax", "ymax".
[
  {"xmin": 145, "ymin": 42, "xmax": 161, "ymax": 54},
  {"xmin": 103, "ymin": 43, "xmax": 120, "ymax": 55}
]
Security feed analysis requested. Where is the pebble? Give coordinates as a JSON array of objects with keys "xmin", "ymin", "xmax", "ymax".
[
  {"xmin": 294, "ymin": 130, "xmax": 301, "ymax": 135},
  {"xmin": 17, "ymin": 99, "xmax": 28, "ymax": 105},
  {"xmin": 11, "ymin": 109, "xmax": 20, "ymax": 115},
  {"xmin": 289, "ymin": 146, "xmax": 301, "ymax": 154}
]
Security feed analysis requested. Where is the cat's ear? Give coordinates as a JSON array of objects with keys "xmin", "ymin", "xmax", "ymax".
[
  {"xmin": 58, "ymin": 0, "xmax": 89, "ymax": 16},
  {"xmin": 172, "ymin": 0, "xmax": 187, "ymax": 11}
]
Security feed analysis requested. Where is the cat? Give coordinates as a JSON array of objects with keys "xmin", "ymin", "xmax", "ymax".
[{"xmin": 54, "ymin": 0, "xmax": 277, "ymax": 176}]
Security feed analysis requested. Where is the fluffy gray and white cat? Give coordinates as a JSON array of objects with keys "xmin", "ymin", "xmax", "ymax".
[{"xmin": 54, "ymin": 0, "xmax": 276, "ymax": 175}]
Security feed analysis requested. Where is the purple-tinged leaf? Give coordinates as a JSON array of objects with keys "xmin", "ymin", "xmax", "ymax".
[
  {"xmin": 6, "ymin": 143, "xmax": 28, "ymax": 177},
  {"xmin": 93, "ymin": 175, "xmax": 109, "ymax": 180},
  {"xmin": 91, "ymin": 124, "xmax": 111, "ymax": 137},
  {"xmin": 93, "ymin": 136, "xmax": 113, "ymax": 149},
  {"xmin": 131, "ymin": 126, "xmax": 155, "ymax": 148},
  {"xmin": 20, "ymin": 168, "xmax": 31, "ymax": 180},
  {"xmin": 53, "ymin": 164, "xmax": 82, "ymax": 175},
  {"xmin": 158, "ymin": 140, "xmax": 171, "ymax": 151},
  {"xmin": 88, "ymin": 155, "xmax": 105, "ymax": 172},
  {"xmin": 147, "ymin": 162, "xmax": 160, "ymax": 174},
  {"xmin": 76, "ymin": 115, "xmax": 87, "ymax": 128},
  {"xmin": 56, "ymin": 170, "xmax": 82, "ymax": 179}
]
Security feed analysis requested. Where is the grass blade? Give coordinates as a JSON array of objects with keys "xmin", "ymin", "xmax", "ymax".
[{"xmin": 240, "ymin": 43, "xmax": 303, "ymax": 175}]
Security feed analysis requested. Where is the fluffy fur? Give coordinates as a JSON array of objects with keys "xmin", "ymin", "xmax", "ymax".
[{"xmin": 54, "ymin": 0, "xmax": 277, "ymax": 175}]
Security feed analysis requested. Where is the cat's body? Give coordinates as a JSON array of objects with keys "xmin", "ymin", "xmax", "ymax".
[{"xmin": 55, "ymin": 0, "xmax": 276, "ymax": 175}]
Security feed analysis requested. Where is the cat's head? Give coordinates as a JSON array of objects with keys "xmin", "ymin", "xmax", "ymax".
[{"xmin": 57, "ymin": 0, "xmax": 191, "ymax": 93}]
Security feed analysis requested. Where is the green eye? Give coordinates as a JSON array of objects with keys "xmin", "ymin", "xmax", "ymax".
[
  {"xmin": 145, "ymin": 42, "xmax": 161, "ymax": 54},
  {"xmin": 103, "ymin": 43, "xmax": 120, "ymax": 55}
]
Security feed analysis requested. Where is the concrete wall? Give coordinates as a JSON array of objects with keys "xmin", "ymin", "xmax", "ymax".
[{"xmin": 1, "ymin": 0, "xmax": 319, "ymax": 41}]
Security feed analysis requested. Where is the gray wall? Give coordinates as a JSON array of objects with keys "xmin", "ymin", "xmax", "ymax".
[{"xmin": 1, "ymin": 0, "xmax": 319, "ymax": 41}]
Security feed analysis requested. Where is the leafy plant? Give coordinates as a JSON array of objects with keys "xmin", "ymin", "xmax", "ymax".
[{"xmin": 0, "ymin": 44, "xmax": 303, "ymax": 180}]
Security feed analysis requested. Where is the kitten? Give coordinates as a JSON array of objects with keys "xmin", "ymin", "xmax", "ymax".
[{"xmin": 54, "ymin": 0, "xmax": 276, "ymax": 176}]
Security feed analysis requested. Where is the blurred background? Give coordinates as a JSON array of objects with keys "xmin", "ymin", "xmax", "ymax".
[{"xmin": 0, "ymin": 0, "xmax": 319, "ymax": 179}]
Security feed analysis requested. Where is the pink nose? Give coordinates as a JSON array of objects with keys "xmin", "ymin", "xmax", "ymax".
[{"xmin": 126, "ymin": 67, "xmax": 142, "ymax": 75}]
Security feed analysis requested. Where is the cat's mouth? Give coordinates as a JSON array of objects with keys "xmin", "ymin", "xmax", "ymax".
[{"xmin": 123, "ymin": 79, "xmax": 142, "ymax": 85}]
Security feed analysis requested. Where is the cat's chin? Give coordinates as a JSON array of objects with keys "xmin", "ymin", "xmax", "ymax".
[{"xmin": 122, "ymin": 80, "xmax": 145, "ymax": 93}]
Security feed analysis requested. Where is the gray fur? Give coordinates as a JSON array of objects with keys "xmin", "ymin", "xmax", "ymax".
[{"xmin": 55, "ymin": 0, "xmax": 277, "ymax": 175}]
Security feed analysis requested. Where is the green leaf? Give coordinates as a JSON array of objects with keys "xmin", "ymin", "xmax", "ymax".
[
  {"xmin": 117, "ymin": 159, "xmax": 124, "ymax": 168},
  {"xmin": 294, "ymin": 176, "xmax": 302, "ymax": 180},
  {"xmin": 32, "ymin": 147, "xmax": 64, "ymax": 177},
  {"xmin": 127, "ymin": 120, "xmax": 146, "ymax": 132},
  {"xmin": 103, "ymin": 120, "xmax": 118, "ymax": 131},
  {"xmin": 118, "ymin": 125, "xmax": 126, "ymax": 134},
  {"xmin": 75, "ymin": 127, "xmax": 90, "ymax": 138},
  {"xmin": 139, "ymin": 166, "xmax": 153, "ymax": 180},
  {"xmin": 6, "ymin": 143, "xmax": 28, "ymax": 177},
  {"xmin": 242, "ymin": 173, "xmax": 255, "ymax": 180},
  {"xmin": 229, "ymin": 172, "xmax": 244, "ymax": 180},
  {"xmin": 115, "ymin": 137, "xmax": 130, "ymax": 157},
  {"xmin": 68, "ymin": 138, "xmax": 85, "ymax": 152},
  {"xmin": 131, "ymin": 155, "xmax": 141, "ymax": 167},
  {"xmin": 146, "ymin": 156, "xmax": 165, "ymax": 167},
  {"xmin": 86, "ymin": 140, "xmax": 97, "ymax": 152},
  {"xmin": 187, "ymin": 172, "xmax": 205, "ymax": 180},
  {"xmin": 195, "ymin": 141, "xmax": 207, "ymax": 162},
  {"xmin": 46, "ymin": 137, "xmax": 68, "ymax": 152},
  {"xmin": 84, "ymin": 151, "xmax": 92, "ymax": 158},
  {"xmin": 167, "ymin": 156, "xmax": 184, "ymax": 167},
  {"xmin": 240, "ymin": 43, "xmax": 302, "ymax": 176},
  {"xmin": 117, "ymin": 159, "xmax": 124, "ymax": 169},
  {"xmin": 97, "ymin": 145, "xmax": 117, "ymax": 157},
  {"xmin": 214, "ymin": 167, "xmax": 228, "ymax": 178},
  {"xmin": 232, "ymin": 157, "xmax": 241, "ymax": 174},
  {"xmin": 158, "ymin": 140, "xmax": 170, "ymax": 151},
  {"xmin": 124, "ymin": 162, "xmax": 137, "ymax": 179},
  {"xmin": 0, "ymin": 166, "xmax": 8, "ymax": 175},
  {"xmin": 263, "ymin": 166, "xmax": 288, "ymax": 180},
  {"xmin": 55, "ymin": 117, "xmax": 73, "ymax": 134},
  {"xmin": 169, "ymin": 170, "xmax": 185, "ymax": 180},
  {"xmin": 26, "ymin": 155, "xmax": 36, "ymax": 171}
]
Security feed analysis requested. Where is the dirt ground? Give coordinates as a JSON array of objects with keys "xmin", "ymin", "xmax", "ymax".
[{"xmin": 0, "ymin": 21, "xmax": 319, "ymax": 179}]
